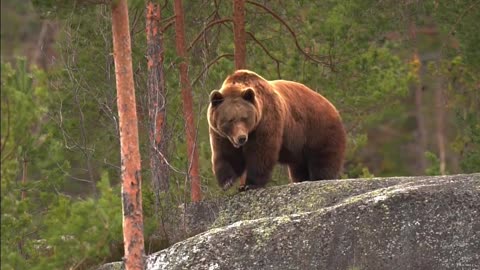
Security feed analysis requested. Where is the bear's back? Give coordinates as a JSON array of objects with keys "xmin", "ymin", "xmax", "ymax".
[{"xmin": 270, "ymin": 80, "xmax": 339, "ymax": 117}]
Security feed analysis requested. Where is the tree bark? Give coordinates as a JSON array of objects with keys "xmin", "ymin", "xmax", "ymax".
[
  {"xmin": 233, "ymin": 0, "xmax": 247, "ymax": 188},
  {"xmin": 21, "ymin": 155, "xmax": 27, "ymax": 200},
  {"xmin": 414, "ymin": 68, "xmax": 428, "ymax": 173},
  {"xmin": 409, "ymin": 22, "xmax": 428, "ymax": 174},
  {"xmin": 435, "ymin": 68, "xmax": 447, "ymax": 175},
  {"xmin": 111, "ymin": 0, "xmax": 145, "ymax": 269},
  {"xmin": 233, "ymin": 0, "xmax": 246, "ymax": 70},
  {"xmin": 33, "ymin": 20, "xmax": 58, "ymax": 70},
  {"xmin": 146, "ymin": 2, "xmax": 169, "ymax": 194},
  {"xmin": 174, "ymin": 0, "xmax": 202, "ymax": 202}
]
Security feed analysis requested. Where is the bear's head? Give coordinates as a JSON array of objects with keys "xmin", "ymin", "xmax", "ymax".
[{"xmin": 207, "ymin": 86, "xmax": 261, "ymax": 148}]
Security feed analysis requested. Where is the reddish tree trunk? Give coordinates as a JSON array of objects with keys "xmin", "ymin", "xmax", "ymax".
[
  {"xmin": 233, "ymin": 0, "xmax": 246, "ymax": 70},
  {"xmin": 409, "ymin": 22, "xmax": 427, "ymax": 174},
  {"xmin": 174, "ymin": 0, "xmax": 201, "ymax": 202},
  {"xmin": 233, "ymin": 0, "xmax": 248, "ymax": 188},
  {"xmin": 146, "ymin": 2, "xmax": 169, "ymax": 194},
  {"xmin": 413, "ymin": 58, "xmax": 427, "ymax": 173},
  {"xmin": 111, "ymin": 0, "xmax": 145, "ymax": 269}
]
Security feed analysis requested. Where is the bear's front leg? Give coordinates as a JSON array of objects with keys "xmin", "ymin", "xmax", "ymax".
[
  {"xmin": 242, "ymin": 131, "xmax": 281, "ymax": 190},
  {"xmin": 213, "ymin": 158, "xmax": 244, "ymax": 190},
  {"xmin": 210, "ymin": 130, "xmax": 245, "ymax": 190}
]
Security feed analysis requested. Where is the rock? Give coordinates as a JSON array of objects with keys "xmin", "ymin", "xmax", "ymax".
[
  {"xmin": 176, "ymin": 174, "xmax": 413, "ymax": 241},
  {"xmin": 95, "ymin": 262, "xmax": 124, "ymax": 270},
  {"xmin": 99, "ymin": 174, "xmax": 480, "ymax": 270}
]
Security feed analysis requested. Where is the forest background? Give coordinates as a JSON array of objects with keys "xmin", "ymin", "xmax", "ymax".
[{"xmin": 1, "ymin": 0, "xmax": 479, "ymax": 269}]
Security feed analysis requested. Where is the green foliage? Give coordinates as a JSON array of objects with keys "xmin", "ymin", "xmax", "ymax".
[
  {"xmin": 1, "ymin": 169, "xmax": 125, "ymax": 270},
  {"xmin": 425, "ymin": 151, "xmax": 441, "ymax": 176},
  {"xmin": 1, "ymin": 58, "xmax": 65, "ymax": 269},
  {"xmin": 360, "ymin": 167, "xmax": 375, "ymax": 178},
  {"xmin": 1, "ymin": 191, "xmax": 37, "ymax": 270},
  {"xmin": 1, "ymin": 59, "xmax": 128, "ymax": 270},
  {"xmin": 430, "ymin": 3, "xmax": 480, "ymax": 173},
  {"xmin": 456, "ymin": 112, "xmax": 480, "ymax": 173},
  {"xmin": 433, "ymin": 0, "xmax": 480, "ymax": 72},
  {"xmin": 432, "ymin": 54, "xmax": 480, "ymax": 173},
  {"xmin": 38, "ymin": 173, "xmax": 123, "ymax": 269}
]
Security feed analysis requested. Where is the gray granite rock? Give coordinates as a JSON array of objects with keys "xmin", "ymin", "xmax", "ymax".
[{"xmin": 98, "ymin": 174, "xmax": 480, "ymax": 270}]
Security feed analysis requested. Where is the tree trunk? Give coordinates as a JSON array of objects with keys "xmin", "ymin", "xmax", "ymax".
[
  {"xmin": 111, "ymin": 0, "xmax": 145, "ymax": 269},
  {"xmin": 146, "ymin": 2, "xmax": 169, "ymax": 195},
  {"xmin": 435, "ymin": 67, "xmax": 447, "ymax": 175},
  {"xmin": 414, "ymin": 69, "xmax": 428, "ymax": 173},
  {"xmin": 233, "ymin": 0, "xmax": 247, "ymax": 188},
  {"xmin": 174, "ymin": 0, "xmax": 201, "ymax": 202},
  {"xmin": 410, "ymin": 22, "xmax": 428, "ymax": 174},
  {"xmin": 33, "ymin": 20, "xmax": 58, "ymax": 70},
  {"xmin": 233, "ymin": 0, "xmax": 246, "ymax": 70},
  {"xmin": 21, "ymin": 154, "xmax": 27, "ymax": 200}
]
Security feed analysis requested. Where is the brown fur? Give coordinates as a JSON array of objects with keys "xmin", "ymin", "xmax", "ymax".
[{"xmin": 208, "ymin": 70, "xmax": 346, "ymax": 190}]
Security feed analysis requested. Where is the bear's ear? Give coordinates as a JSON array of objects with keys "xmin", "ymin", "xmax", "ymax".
[
  {"xmin": 242, "ymin": 88, "xmax": 255, "ymax": 103},
  {"xmin": 210, "ymin": 90, "xmax": 224, "ymax": 107}
]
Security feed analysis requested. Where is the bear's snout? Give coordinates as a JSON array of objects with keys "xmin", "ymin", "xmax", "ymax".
[
  {"xmin": 228, "ymin": 123, "xmax": 249, "ymax": 148},
  {"xmin": 231, "ymin": 134, "xmax": 248, "ymax": 148},
  {"xmin": 237, "ymin": 135, "xmax": 247, "ymax": 145}
]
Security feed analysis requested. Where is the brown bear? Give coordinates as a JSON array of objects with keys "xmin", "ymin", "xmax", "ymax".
[{"xmin": 207, "ymin": 70, "xmax": 346, "ymax": 191}]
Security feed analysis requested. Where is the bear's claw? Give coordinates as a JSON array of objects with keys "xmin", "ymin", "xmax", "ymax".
[
  {"xmin": 221, "ymin": 179, "xmax": 235, "ymax": 191},
  {"xmin": 238, "ymin": 184, "xmax": 259, "ymax": 192}
]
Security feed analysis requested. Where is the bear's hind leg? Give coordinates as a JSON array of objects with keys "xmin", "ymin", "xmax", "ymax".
[
  {"xmin": 307, "ymin": 153, "xmax": 342, "ymax": 180},
  {"xmin": 287, "ymin": 162, "xmax": 309, "ymax": 182}
]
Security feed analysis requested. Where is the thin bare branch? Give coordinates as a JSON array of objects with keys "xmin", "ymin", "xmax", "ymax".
[
  {"xmin": 162, "ymin": 20, "xmax": 175, "ymax": 32},
  {"xmin": 246, "ymin": 31, "xmax": 282, "ymax": 78},
  {"xmin": 72, "ymin": 82, "xmax": 97, "ymax": 195},
  {"xmin": 187, "ymin": 18, "xmax": 233, "ymax": 52},
  {"xmin": 161, "ymin": 0, "xmax": 169, "ymax": 10},
  {"xmin": 246, "ymin": 0, "xmax": 331, "ymax": 67},
  {"xmin": 103, "ymin": 158, "xmax": 121, "ymax": 169},
  {"xmin": 158, "ymin": 14, "xmax": 175, "ymax": 33},
  {"xmin": 192, "ymin": 53, "xmax": 234, "ymax": 86},
  {"xmin": 153, "ymin": 147, "xmax": 185, "ymax": 175},
  {"xmin": 130, "ymin": 6, "xmax": 142, "ymax": 37},
  {"xmin": 56, "ymin": 163, "xmax": 94, "ymax": 183},
  {"xmin": 161, "ymin": 15, "xmax": 176, "ymax": 24},
  {"xmin": 449, "ymin": 0, "xmax": 480, "ymax": 34}
]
